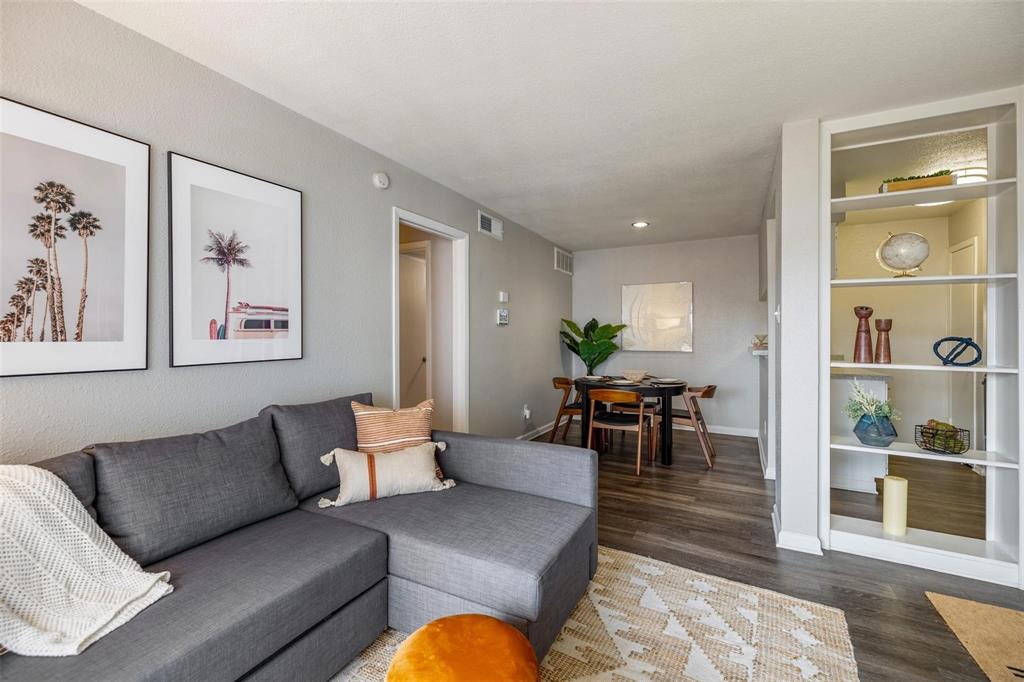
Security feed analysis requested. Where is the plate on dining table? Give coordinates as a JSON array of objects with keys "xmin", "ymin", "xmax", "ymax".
[
  {"xmin": 608, "ymin": 379, "xmax": 638, "ymax": 385},
  {"xmin": 650, "ymin": 377, "xmax": 683, "ymax": 384},
  {"xmin": 582, "ymin": 375, "xmax": 604, "ymax": 380}
]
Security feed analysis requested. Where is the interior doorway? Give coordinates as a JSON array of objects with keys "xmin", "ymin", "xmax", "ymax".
[
  {"xmin": 399, "ymin": 241, "xmax": 431, "ymax": 407},
  {"xmin": 392, "ymin": 207, "xmax": 469, "ymax": 431}
]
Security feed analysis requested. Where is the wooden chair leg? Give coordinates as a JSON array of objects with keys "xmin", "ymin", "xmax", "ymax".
[
  {"xmin": 690, "ymin": 411, "xmax": 713, "ymax": 469},
  {"xmin": 699, "ymin": 415, "xmax": 716, "ymax": 463},
  {"xmin": 586, "ymin": 414, "xmax": 595, "ymax": 451},
  {"xmin": 548, "ymin": 411, "xmax": 562, "ymax": 442},
  {"xmin": 561, "ymin": 414, "xmax": 573, "ymax": 441},
  {"xmin": 635, "ymin": 427, "xmax": 643, "ymax": 476}
]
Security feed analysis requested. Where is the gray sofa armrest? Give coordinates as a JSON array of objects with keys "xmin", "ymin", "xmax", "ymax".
[{"xmin": 433, "ymin": 431, "xmax": 597, "ymax": 509}]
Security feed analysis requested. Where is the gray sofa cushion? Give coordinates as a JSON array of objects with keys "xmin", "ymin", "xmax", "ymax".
[
  {"xmin": 88, "ymin": 414, "xmax": 297, "ymax": 565},
  {"xmin": 260, "ymin": 392, "xmax": 372, "ymax": 499},
  {"xmin": 0, "ymin": 510, "xmax": 388, "ymax": 682},
  {"xmin": 34, "ymin": 450, "xmax": 97, "ymax": 519},
  {"xmin": 302, "ymin": 482, "xmax": 594, "ymax": 621}
]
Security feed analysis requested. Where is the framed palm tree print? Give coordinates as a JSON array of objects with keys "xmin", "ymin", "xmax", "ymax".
[
  {"xmin": 168, "ymin": 153, "xmax": 302, "ymax": 367},
  {"xmin": 0, "ymin": 98, "xmax": 149, "ymax": 377}
]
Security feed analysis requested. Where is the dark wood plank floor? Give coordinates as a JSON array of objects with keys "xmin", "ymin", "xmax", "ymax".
[{"xmin": 536, "ymin": 424, "xmax": 1023, "ymax": 681}]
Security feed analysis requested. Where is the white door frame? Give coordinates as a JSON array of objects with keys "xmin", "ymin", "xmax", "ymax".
[
  {"xmin": 392, "ymin": 207, "xmax": 469, "ymax": 431},
  {"xmin": 399, "ymin": 241, "xmax": 432, "ymax": 401}
]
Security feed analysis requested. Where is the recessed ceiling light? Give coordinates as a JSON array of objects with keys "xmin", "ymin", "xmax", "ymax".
[
  {"xmin": 631, "ymin": 221, "xmax": 650, "ymax": 229},
  {"xmin": 915, "ymin": 201, "xmax": 954, "ymax": 207}
]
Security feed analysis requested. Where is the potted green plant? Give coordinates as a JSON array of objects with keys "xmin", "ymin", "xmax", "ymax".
[
  {"xmin": 843, "ymin": 380, "xmax": 900, "ymax": 447},
  {"xmin": 559, "ymin": 318, "xmax": 627, "ymax": 375}
]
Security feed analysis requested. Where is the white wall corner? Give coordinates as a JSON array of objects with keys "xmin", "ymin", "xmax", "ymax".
[
  {"xmin": 776, "ymin": 118, "xmax": 823, "ymax": 544},
  {"xmin": 758, "ymin": 434, "xmax": 775, "ymax": 479}
]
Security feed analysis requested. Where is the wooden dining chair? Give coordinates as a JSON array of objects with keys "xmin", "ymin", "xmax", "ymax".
[
  {"xmin": 653, "ymin": 385, "xmax": 717, "ymax": 468},
  {"xmin": 548, "ymin": 377, "xmax": 583, "ymax": 442},
  {"xmin": 587, "ymin": 389, "xmax": 656, "ymax": 475}
]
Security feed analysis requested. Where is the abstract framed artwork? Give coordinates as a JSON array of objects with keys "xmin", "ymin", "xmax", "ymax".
[
  {"xmin": 620, "ymin": 281, "xmax": 693, "ymax": 352},
  {"xmin": 168, "ymin": 152, "xmax": 302, "ymax": 367},
  {"xmin": 0, "ymin": 98, "xmax": 149, "ymax": 377}
]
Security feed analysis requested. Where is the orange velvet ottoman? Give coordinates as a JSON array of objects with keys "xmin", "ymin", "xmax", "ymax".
[{"xmin": 386, "ymin": 614, "xmax": 539, "ymax": 681}]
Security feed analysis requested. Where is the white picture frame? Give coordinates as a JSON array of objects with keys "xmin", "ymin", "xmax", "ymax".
[
  {"xmin": 168, "ymin": 152, "xmax": 302, "ymax": 367},
  {"xmin": 621, "ymin": 281, "xmax": 693, "ymax": 352},
  {"xmin": 0, "ymin": 98, "xmax": 149, "ymax": 377}
]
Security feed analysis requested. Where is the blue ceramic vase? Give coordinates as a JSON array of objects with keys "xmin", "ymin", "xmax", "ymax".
[{"xmin": 853, "ymin": 414, "xmax": 897, "ymax": 447}]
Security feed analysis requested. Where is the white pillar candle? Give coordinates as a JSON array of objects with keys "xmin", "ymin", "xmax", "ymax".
[{"xmin": 882, "ymin": 475, "xmax": 908, "ymax": 537}]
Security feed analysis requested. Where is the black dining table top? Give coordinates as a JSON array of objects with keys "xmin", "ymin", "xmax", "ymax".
[{"xmin": 573, "ymin": 375, "xmax": 687, "ymax": 394}]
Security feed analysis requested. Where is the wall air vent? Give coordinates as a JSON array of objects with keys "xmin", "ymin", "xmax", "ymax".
[
  {"xmin": 554, "ymin": 247, "xmax": 573, "ymax": 275},
  {"xmin": 478, "ymin": 210, "xmax": 503, "ymax": 241}
]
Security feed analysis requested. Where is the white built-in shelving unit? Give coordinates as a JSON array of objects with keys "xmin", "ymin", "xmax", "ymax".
[{"xmin": 819, "ymin": 88, "xmax": 1023, "ymax": 588}]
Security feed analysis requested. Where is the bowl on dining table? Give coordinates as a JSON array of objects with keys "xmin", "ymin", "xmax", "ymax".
[{"xmin": 621, "ymin": 369, "xmax": 647, "ymax": 383}]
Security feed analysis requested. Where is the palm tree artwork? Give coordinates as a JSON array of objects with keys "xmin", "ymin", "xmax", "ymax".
[
  {"xmin": 15, "ymin": 277, "xmax": 35, "ymax": 342},
  {"xmin": 4, "ymin": 179, "xmax": 105, "ymax": 343},
  {"xmin": 33, "ymin": 181, "xmax": 75, "ymax": 341},
  {"xmin": 69, "ymin": 211, "xmax": 102, "ymax": 342},
  {"xmin": 25, "ymin": 258, "xmax": 48, "ymax": 342},
  {"xmin": 199, "ymin": 230, "xmax": 252, "ymax": 340}
]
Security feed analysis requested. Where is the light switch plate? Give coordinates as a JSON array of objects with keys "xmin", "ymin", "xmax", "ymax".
[
  {"xmin": 498, "ymin": 290, "xmax": 509, "ymax": 303},
  {"xmin": 496, "ymin": 308, "xmax": 510, "ymax": 326}
]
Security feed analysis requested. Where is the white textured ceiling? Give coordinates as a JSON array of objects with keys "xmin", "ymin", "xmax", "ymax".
[{"xmin": 81, "ymin": 1, "xmax": 1024, "ymax": 251}]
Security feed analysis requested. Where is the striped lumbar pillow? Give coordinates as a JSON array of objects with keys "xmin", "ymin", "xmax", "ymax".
[
  {"xmin": 352, "ymin": 399, "xmax": 434, "ymax": 453},
  {"xmin": 352, "ymin": 399, "xmax": 445, "ymax": 480},
  {"xmin": 317, "ymin": 442, "xmax": 454, "ymax": 508}
]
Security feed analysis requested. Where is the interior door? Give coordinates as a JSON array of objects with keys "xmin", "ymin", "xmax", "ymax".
[
  {"xmin": 399, "ymin": 251, "xmax": 429, "ymax": 407},
  {"xmin": 948, "ymin": 238, "xmax": 979, "ymax": 445}
]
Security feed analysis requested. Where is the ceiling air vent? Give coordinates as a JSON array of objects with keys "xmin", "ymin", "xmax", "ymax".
[
  {"xmin": 478, "ymin": 210, "xmax": 503, "ymax": 241},
  {"xmin": 554, "ymin": 247, "xmax": 573, "ymax": 275}
]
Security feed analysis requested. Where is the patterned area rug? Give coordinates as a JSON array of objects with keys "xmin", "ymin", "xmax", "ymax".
[{"xmin": 336, "ymin": 546, "xmax": 858, "ymax": 681}]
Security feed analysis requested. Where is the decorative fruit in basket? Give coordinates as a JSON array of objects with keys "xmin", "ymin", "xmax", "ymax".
[{"xmin": 923, "ymin": 419, "xmax": 961, "ymax": 452}]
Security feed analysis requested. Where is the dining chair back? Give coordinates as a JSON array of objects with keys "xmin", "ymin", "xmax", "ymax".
[
  {"xmin": 548, "ymin": 377, "xmax": 583, "ymax": 442},
  {"xmin": 587, "ymin": 389, "xmax": 655, "ymax": 475}
]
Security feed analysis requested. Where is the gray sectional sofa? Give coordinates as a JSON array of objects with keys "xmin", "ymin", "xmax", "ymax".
[{"xmin": 2, "ymin": 394, "xmax": 598, "ymax": 682}]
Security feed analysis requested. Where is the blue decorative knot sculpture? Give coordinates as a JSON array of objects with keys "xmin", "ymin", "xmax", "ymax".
[{"xmin": 932, "ymin": 336, "xmax": 982, "ymax": 366}]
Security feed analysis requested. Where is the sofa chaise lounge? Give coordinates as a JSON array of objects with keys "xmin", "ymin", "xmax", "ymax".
[{"xmin": 2, "ymin": 393, "xmax": 598, "ymax": 682}]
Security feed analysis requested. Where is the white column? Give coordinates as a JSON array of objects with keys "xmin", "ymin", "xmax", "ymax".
[{"xmin": 776, "ymin": 119, "xmax": 823, "ymax": 555}]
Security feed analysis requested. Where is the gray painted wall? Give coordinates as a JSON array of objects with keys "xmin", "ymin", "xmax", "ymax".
[
  {"xmin": 0, "ymin": 2, "xmax": 571, "ymax": 463},
  {"xmin": 571, "ymin": 235, "xmax": 766, "ymax": 433}
]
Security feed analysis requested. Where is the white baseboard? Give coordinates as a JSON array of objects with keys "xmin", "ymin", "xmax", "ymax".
[
  {"xmin": 516, "ymin": 420, "xmax": 556, "ymax": 441},
  {"xmin": 776, "ymin": 529, "xmax": 824, "ymax": 555},
  {"xmin": 830, "ymin": 477, "xmax": 878, "ymax": 495},
  {"xmin": 757, "ymin": 434, "xmax": 775, "ymax": 480},
  {"xmin": 671, "ymin": 422, "xmax": 758, "ymax": 438}
]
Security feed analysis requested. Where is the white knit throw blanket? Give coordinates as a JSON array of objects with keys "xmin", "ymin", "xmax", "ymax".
[{"xmin": 0, "ymin": 465, "xmax": 173, "ymax": 657}]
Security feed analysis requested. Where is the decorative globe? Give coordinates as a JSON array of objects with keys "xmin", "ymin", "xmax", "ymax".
[{"xmin": 876, "ymin": 232, "xmax": 929, "ymax": 277}]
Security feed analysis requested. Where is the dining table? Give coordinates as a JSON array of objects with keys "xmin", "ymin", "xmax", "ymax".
[{"xmin": 573, "ymin": 376, "xmax": 688, "ymax": 465}]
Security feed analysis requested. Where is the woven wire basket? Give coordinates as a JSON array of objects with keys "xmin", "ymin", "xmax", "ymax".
[{"xmin": 915, "ymin": 424, "xmax": 970, "ymax": 455}]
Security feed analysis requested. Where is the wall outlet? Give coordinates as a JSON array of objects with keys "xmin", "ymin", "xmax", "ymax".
[{"xmin": 522, "ymin": 404, "xmax": 531, "ymax": 420}]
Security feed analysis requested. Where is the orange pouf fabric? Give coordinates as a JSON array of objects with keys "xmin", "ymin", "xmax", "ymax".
[{"xmin": 385, "ymin": 614, "xmax": 539, "ymax": 682}]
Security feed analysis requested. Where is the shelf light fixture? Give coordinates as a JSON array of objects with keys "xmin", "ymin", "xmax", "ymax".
[{"xmin": 951, "ymin": 166, "xmax": 988, "ymax": 185}]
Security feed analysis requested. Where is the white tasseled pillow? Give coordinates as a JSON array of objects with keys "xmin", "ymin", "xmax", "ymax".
[{"xmin": 318, "ymin": 441, "xmax": 454, "ymax": 508}]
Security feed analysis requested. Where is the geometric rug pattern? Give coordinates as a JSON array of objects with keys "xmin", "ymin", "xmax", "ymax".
[{"xmin": 337, "ymin": 546, "xmax": 859, "ymax": 681}]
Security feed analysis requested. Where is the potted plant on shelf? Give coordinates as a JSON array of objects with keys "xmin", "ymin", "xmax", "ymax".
[
  {"xmin": 878, "ymin": 169, "xmax": 952, "ymax": 194},
  {"xmin": 559, "ymin": 318, "xmax": 627, "ymax": 375},
  {"xmin": 843, "ymin": 380, "xmax": 900, "ymax": 447}
]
